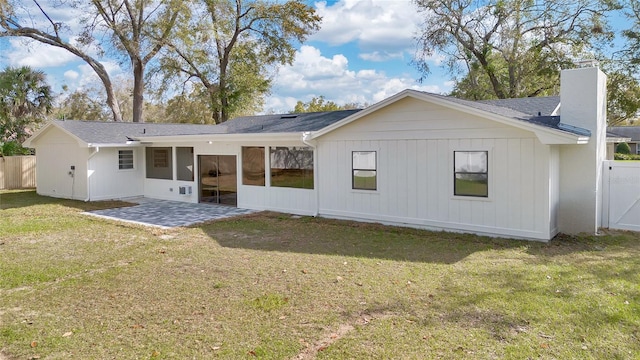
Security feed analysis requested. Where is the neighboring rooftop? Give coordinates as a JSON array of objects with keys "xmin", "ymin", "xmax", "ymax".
[{"xmin": 607, "ymin": 126, "xmax": 640, "ymax": 141}]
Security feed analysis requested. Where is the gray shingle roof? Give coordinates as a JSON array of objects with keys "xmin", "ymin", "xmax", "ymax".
[
  {"xmin": 53, "ymin": 120, "xmax": 223, "ymax": 144},
  {"xmin": 50, "ymin": 110, "xmax": 361, "ymax": 145},
  {"xmin": 607, "ymin": 126, "xmax": 640, "ymax": 141},
  {"xmin": 423, "ymin": 93, "xmax": 587, "ymax": 136},
  {"xmin": 217, "ymin": 110, "xmax": 361, "ymax": 134},
  {"xmin": 478, "ymin": 96, "xmax": 560, "ymax": 116},
  {"xmin": 48, "ymin": 93, "xmax": 588, "ymax": 145}
]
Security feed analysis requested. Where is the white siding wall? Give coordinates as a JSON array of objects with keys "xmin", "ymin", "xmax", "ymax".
[
  {"xmin": 88, "ymin": 148, "xmax": 144, "ymax": 200},
  {"xmin": 548, "ymin": 146, "xmax": 560, "ymax": 236},
  {"xmin": 317, "ymin": 97, "xmax": 555, "ymax": 240},
  {"xmin": 33, "ymin": 126, "xmax": 89, "ymax": 200},
  {"xmin": 558, "ymin": 67, "xmax": 607, "ymax": 234}
]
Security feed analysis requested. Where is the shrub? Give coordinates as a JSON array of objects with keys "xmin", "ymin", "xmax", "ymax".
[
  {"xmin": 614, "ymin": 153, "xmax": 640, "ymax": 161},
  {"xmin": 0, "ymin": 141, "xmax": 32, "ymax": 157},
  {"xmin": 616, "ymin": 142, "xmax": 631, "ymax": 154}
]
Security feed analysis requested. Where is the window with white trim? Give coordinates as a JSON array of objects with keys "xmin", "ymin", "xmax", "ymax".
[
  {"xmin": 454, "ymin": 151, "xmax": 488, "ymax": 197},
  {"xmin": 352, "ymin": 151, "xmax": 376, "ymax": 190},
  {"xmin": 118, "ymin": 150, "xmax": 134, "ymax": 170}
]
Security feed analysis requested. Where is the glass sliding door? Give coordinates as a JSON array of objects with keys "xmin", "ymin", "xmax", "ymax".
[{"xmin": 199, "ymin": 155, "xmax": 237, "ymax": 206}]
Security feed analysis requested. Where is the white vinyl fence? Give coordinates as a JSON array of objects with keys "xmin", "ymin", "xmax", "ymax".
[{"xmin": 602, "ymin": 160, "xmax": 640, "ymax": 232}]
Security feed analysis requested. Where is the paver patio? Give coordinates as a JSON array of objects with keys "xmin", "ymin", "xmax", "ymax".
[{"xmin": 85, "ymin": 197, "xmax": 257, "ymax": 228}]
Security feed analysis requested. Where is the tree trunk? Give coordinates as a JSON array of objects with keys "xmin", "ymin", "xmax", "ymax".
[
  {"xmin": 93, "ymin": 64, "xmax": 123, "ymax": 122},
  {"xmin": 219, "ymin": 75, "xmax": 229, "ymax": 123},
  {"xmin": 132, "ymin": 58, "xmax": 145, "ymax": 123},
  {"xmin": 104, "ymin": 81, "xmax": 124, "ymax": 122},
  {"xmin": 206, "ymin": 86, "xmax": 219, "ymax": 124},
  {"xmin": 0, "ymin": 29, "xmax": 124, "ymax": 121}
]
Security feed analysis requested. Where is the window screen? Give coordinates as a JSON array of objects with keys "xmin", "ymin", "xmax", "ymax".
[{"xmin": 242, "ymin": 146, "xmax": 265, "ymax": 186}]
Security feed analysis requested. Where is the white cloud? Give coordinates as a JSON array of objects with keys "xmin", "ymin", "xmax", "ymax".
[
  {"xmin": 359, "ymin": 51, "xmax": 404, "ymax": 62},
  {"xmin": 6, "ymin": 38, "xmax": 78, "ymax": 68},
  {"xmin": 312, "ymin": 0, "xmax": 422, "ymax": 52},
  {"xmin": 264, "ymin": 46, "xmax": 449, "ymax": 113},
  {"xmin": 76, "ymin": 61, "xmax": 124, "ymax": 87},
  {"xmin": 11, "ymin": 0, "xmax": 89, "ymax": 35},
  {"xmin": 64, "ymin": 70, "xmax": 79, "ymax": 80}
]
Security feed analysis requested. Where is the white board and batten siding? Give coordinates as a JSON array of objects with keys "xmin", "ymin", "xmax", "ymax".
[
  {"xmin": 88, "ymin": 148, "xmax": 144, "ymax": 201},
  {"xmin": 238, "ymin": 186, "xmax": 316, "ymax": 215},
  {"xmin": 602, "ymin": 160, "xmax": 640, "ymax": 232},
  {"xmin": 31, "ymin": 126, "xmax": 89, "ymax": 200},
  {"xmin": 317, "ymin": 97, "xmax": 558, "ymax": 241}
]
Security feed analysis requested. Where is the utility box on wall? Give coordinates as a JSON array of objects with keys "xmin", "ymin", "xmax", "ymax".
[{"xmin": 178, "ymin": 185, "xmax": 192, "ymax": 195}]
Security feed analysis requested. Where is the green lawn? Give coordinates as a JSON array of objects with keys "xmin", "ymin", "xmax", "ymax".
[{"xmin": 1, "ymin": 190, "xmax": 639, "ymax": 359}]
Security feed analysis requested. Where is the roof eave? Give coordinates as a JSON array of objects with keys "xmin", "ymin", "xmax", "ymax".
[{"xmin": 87, "ymin": 142, "xmax": 144, "ymax": 148}]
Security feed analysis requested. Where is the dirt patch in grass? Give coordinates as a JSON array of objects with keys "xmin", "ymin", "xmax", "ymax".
[{"xmin": 2, "ymin": 191, "xmax": 640, "ymax": 359}]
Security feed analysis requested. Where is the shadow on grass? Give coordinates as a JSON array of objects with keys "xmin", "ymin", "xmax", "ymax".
[
  {"xmin": 199, "ymin": 213, "xmax": 531, "ymax": 264},
  {"xmin": 200, "ymin": 213, "xmax": 640, "ymax": 264},
  {"xmin": 0, "ymin": 189, "xmax": 134, "ymax": 211}
]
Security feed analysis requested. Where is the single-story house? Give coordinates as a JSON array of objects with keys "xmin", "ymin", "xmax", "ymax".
[
  {"xmin": 24, "ymin": 66, "xmax": 610, "ymax": 241},
  {"xmin": 607, "ymin": 126, "xmax": 640, "ymax": 155}
]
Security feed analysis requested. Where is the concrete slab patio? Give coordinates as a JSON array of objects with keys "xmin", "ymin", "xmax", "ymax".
[{"xmin": 85, "ymin": 198, "xmax": 258, "ymax": 228}]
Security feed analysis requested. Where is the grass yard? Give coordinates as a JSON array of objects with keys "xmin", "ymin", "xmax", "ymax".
[{"xmin": 1, "ymin": 190, "xmax": 639, "ymax": 359}]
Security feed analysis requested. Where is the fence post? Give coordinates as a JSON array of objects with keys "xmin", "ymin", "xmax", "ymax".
[{"xmin": 601, "ymin": 160, "xmax": 610, "ymax": 229}]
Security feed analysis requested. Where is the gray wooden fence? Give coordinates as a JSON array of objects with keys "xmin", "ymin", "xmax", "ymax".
[{"xmin": 0, "ymin": 156, "xmax": 36, "ymax": 189}]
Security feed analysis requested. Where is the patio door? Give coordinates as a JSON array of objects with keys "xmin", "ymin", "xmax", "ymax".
[{"xmin": 199, "ymin": 155, "xmax": 237, "ymax": 206}]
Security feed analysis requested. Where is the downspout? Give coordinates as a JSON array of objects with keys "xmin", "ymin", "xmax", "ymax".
[
  {"xmin": 85, "ymin": 146, "xmax": 100, "ymax": 201},
  {"xmin": 302, "ymin": 132, "xmax": 319, "ymax": 217}
]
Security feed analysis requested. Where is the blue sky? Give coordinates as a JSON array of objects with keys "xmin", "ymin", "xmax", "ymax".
[
  {"xmin": 0, "ymin": 0, "xmax": 452, "ymax": 116},
  {"xmin": 265, "ymin": 0, "xmax": 452, "ymax": 111},
  {"xmin": 0, "ymin": 0, "xmax": 631, "ymax": 116}
]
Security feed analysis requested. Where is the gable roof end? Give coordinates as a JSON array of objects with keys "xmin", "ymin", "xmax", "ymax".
[
  {"xmin": 310, "ymin": 90, "xmax": 589, "ymax": 145},
  {"xmin": 23, "ymin": 121, "xmax": 88, "ymax": 148}
]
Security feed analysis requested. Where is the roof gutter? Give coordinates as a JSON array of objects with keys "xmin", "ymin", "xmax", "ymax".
[
  {"xmin": 86, "ymin": 142, "xmax": 142, "ymax": 148},
  {"xmin": 136, "ymin": 132, "xmax": 302, "ymax": 143}
]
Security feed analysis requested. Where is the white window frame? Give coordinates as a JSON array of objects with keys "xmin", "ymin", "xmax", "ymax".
[
  {"xmin": 118, "ymin": 149, "xmax": 134, "ymax": 170},
  {"xmin": 352, "ymin": 150, "xmax": 377, "ymax": 191},
  {"xmin": 451, "ymin": 148, "xmax": 493, "ymax": 201}
]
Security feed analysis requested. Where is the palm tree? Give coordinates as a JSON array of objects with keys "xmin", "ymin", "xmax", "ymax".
[{"xmin": 0, "ymin": 66, "xmax": 53, "ymax": 147}]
